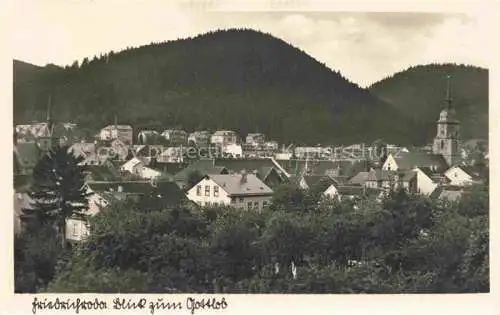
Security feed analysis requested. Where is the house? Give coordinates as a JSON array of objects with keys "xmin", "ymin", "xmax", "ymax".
[
  {"xmin": 15, "ymin": 123, "xmax": 51, "ymax": 142},
  {"xmin": 349, "ymin": 169, "xmax": 418, "ymax": 194},
  {"xmin": 211, "ymin": 158, "xmax": 287, "ymax": 188},
  {"xmin": 299, "ymin": 175, "xmax": 337, "ymax": 191},
  {"xmin": 246, "ymin": 133, "xmax": 265, "ymax": 147},
  {"xmin": 222, "ymin": 144, "xmax": 243, "ymax": 158},
  {"xmin": 294, "ymin": 147, "xmax": 332, "ymax": 159},
  {"xmin": 161, "ymin": 129, "xmax": 188, "ymax": 146},
  {"xmin": 382, "ymin": 151, "xmax": 448, "ymax": 173},
  {"xmin": 137, "ymin": 130, "xmax": 162, "ymax": 145},
  {"xmin": 157, "ymin": 146, "xmax": 187, "ymax": 163},
  {"xmin": 66, "ymin": 181, "xmax": 186, "ymax": 241},
  {"xmin": 337, "ymin": 185, "xmax": 366, "ymax": 200},
  {"xmin": 275, "ymin": 159, "xmax": 352, "ymax": 178},
  {"xmin": 186, "ymin": 173, "xmax": 273, "ymax": 210},
  {"xmin": 69, "ymin": 142, "xmax": 99, "ymax": 165},
  {"xmin": 133, "ymin": 145, "xmax": 165, "ymax": 161},
  {"xmin": 99, "ymin": 125, "xmax": 133, "ymax": 144},
  {"xmin": 430, "ymin": 185, "xmax": 465, "ymax": 202},
  {"xmin": 444, "ymin": 165, "xmax": 484, "ymax": 186},
  {"xmin": 120, "ymin": 157, "xmax": 163, "ymax": 180},
  {"xmin": 210, "ymin": 130, "xmax": 239, "ymax": 146},
  {"xmin": 188, "ymin": 131, "xmax": 211, "ymax": 147},
  {"xmin": 411, "ymin": 167, "xmax": 439, "ymax": 195},
  {"xmin": 264, "ymin": 141, "xmax": 279, "ymax": 151}
]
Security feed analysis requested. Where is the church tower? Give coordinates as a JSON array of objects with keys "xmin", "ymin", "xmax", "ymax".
[{"xmin": 432, "ymin": 75, "xmax": 461, "ymax": 166}]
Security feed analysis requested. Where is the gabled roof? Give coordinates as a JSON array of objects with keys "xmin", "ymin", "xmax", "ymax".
[
  {"xmin": 275, "ymin": 159, "xmax": 352, "ymax": 177},
  {"xmin": 302, "ymin": 175, "xmax": 337, "ymax": 191},
  {"xmin": 392, "ymin": 152, "xmax": 448, "ymax": 171},
  {"xmin": 457, "ymin": 165, "xmax": 486, "ymax": 181},
  {"xmin": 121, "ymin": 157, "xmax": 143, "ymax": 170},
  {"xmin": 366, "ymin": 169, "xmax": 393, "ymax": 182},
  {"xmin": 430, "ymin": 185, "xmax": 464, "ymax": 202},
  {"xmin": 87, "ymin": 180, "xmax": 185, "ymax": 203},
  {"xmin": 208, "ymin": 173, "xmax": 273, "ymax": 197},
  {"xmin": 349, "ymin": 172, "xmax": 369, "ymax": 185},
  {"xmin": 69, "ymin": 142, "xmax": 96, "ymax": 157}
]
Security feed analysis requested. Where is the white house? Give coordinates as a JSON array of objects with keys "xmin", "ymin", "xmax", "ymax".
[
  {"xmin": 246, "ymin": 133, "xmax": 265, "ymax": 147},
  {"xmin": 412, "ymin": 167, "xmax": 439, "ymax": 195},
  {"xmin": 65, "ymin": 189, "xmax": 109, "ymax": 241},
  {"xmin": 121, "ymin": 157, "xmax": 144, "ymax": 174},
  {"xmin": 222, "ymin": 144, "xmax": 243, "ymax": 158},
  {"xmin": 99, "ymin": 125, "xmax": 133, "ymax": 144},
  {"xmin": 323, "ymin": 184, "xmax": 340, "ymax": 200},
  {"xmin": 444, "ymin": 165, "xmax": 483, "ymax": 186},
  {"xmin": 382, "ymin": 152, "xmax": 447, "ymax": 172},
  {"xmin": 186, "ymin": 173, "xmax": 273, "ymax": 210},
  {"xmin": 161, "ymin": 129, "xmax": 188, "ymax": 145},
  {"xmin": 120, "ymin": 157, "xmax": 163, "ymax": 180},
  {"xmin": 210, "ymin": 130, "xmax": 239, "ymax": 146},
  {"xmin": 188, "ymin": 131, "xmax": 211, "ymax": 146},
  {"xmin": 66, "ymin": 181, "xmax": 186, "ymax": 241}
]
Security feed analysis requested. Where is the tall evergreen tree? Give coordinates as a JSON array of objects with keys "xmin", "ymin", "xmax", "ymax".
[{"xmin": 22, "ymin": 144, "xmax": 91, "ymax": 249}]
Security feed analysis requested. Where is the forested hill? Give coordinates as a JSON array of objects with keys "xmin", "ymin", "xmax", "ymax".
[
  {"xmin": 14, "ymin": 29, "xmax": 418, "ymax": 145},
  {"xmin": 369, "ymin": 64, "xmax": 488, "ymax": 142}
]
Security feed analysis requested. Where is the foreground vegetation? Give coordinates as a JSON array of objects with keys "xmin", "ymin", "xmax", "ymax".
[{"xmin": 15, "ymin": 180, "xmax": 489, "ymax": 293}]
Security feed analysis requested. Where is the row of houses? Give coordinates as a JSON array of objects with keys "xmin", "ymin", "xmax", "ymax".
[
  {"xmin": 13, "ymin": 143, "xmax": 486, "ymax": 241},
  {"xmin": 101, "ymin": 125, "xmax": 277, "ymax": 149}
]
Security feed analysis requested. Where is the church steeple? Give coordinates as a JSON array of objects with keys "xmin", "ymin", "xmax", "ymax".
[
  {"xmin": 47, "ymin": 94, "xmax": 53, "ymax": 134},
  {"xmin": 445, "ymin": 74, "xmax": 452, "ymax": 109},
  {"xmin": 432, "ymin": 74, "xmax": 461, "ymax": 167}
]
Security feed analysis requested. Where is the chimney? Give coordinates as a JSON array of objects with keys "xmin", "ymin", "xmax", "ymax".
[{"xmin": 240, "ymin": 169, "xmax": 247, "ymax": 183}]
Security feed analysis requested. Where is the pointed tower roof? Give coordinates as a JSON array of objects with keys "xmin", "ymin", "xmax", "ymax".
[{"xmin": 438, "ymin": 74, "xmax": 459, "ymax": 124}]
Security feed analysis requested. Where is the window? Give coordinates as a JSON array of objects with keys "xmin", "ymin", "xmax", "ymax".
[
  {"xmin": 441, "ymin": 140, "xmax": 445, "ymax": 149},
  {"xmin": 254, "ymin": 201, "xmax": 259, "ymax": 209},
  {"xmin": 214, "ymin": 186, "xmax": 219, "ymax": 197},
  {"xmin": 231, "ymin": 197, "xmax": 236, "ymax": 204},
  {"xmin": 72, "ymin": 222, "xmax": 78, "ymax": 237},
  {"xmin": 247, "ymin": 202, "xmax": 253, "ymax": 209},
  {"xmin": 196, "ymin": 185, "xmax": 201, "ymax": 196},
  {"xmin": 205, "ymin": 185, "xmax": 210, "ymax": 196},
  {"xmin": 263, "ymin": 201, "xmax": 268, "ymax": 208},
  {"xmin": 239, "ymin": 197, "xmax": 244, "ymax": 203},
  {"xmin": 213, "ymin": 202, "xmax": 218, "ymax": 207}
]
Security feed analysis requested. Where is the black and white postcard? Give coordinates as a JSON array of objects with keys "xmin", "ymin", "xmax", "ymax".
[{"xmin": 3, "ymin": 0, "xmax": 498, "ymax": 314}]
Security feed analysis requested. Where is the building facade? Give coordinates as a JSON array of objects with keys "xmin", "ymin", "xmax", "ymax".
[{"xmin": 186, "ymin": 173, "xmax": 273, "ymax": 211}]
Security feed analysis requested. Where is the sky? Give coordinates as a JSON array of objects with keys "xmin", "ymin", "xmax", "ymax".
[{"xmin": 8, "ymin": 0, "xmax": 493, "ymax": 87}]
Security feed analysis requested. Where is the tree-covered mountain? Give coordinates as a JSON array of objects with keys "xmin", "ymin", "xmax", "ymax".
[
  {"xmin": 369, "ymin": 64, "xmax": 488, "ymax": 143},
  {"xmin": 15, "ymin": 29, "xmax": 419, "ymax": 145}
]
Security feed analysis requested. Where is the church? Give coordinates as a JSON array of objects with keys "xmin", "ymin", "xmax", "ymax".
[{"xmin": 431, "ymin": 75, "xmax": 461, "ymax": 167}]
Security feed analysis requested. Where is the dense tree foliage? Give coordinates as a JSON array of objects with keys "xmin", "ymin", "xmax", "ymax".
[
  {"xmin": 369, "ymin": 63, "xmax": 488, "ymax": 143},
  {"xmin": 22, "ymin": 145, "xmax": 91, "ymax": 249},
  {"xmin": 14, "ymin": 29, "xmax": 419, "ymax": 145},
  {"xmin": 28, "ymin": 182, "xmax": 488, "ymax": 293}
]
